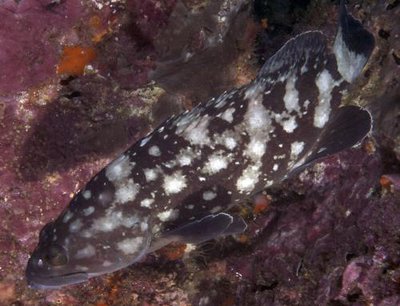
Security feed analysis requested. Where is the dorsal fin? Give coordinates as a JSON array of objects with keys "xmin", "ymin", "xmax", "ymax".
[{"xmin": 257, "ymin": 31, "xmax": 327, "ymax": 79}]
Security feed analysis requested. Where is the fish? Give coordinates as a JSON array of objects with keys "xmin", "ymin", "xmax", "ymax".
[{"xmin": 26, "ymin": 1, "xmax": 375, "ymax": 289}]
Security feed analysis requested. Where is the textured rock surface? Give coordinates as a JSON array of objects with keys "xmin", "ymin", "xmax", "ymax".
[{"xmin": 0, "ymin": 0, "xmax": 399, "ymax": 305}]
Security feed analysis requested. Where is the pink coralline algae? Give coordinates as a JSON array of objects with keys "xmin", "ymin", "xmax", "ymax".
[
  {"xmin": 0, "ymin": 0, "xmax": 84, "ymax": 94},
  {"xmin": 227, "ymin": 146, "xmax": 400, "ymax": 305}
]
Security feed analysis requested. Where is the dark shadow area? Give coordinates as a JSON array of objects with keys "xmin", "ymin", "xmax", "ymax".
[
  {"xmin": 253, "ymin": 0, "xmax": 312, "ymax": 64},
  {"xmin": 150, "ymin": 0, "xmax": 253, "ymax": 104},
  {"xmin": 18, "ymin": 74, "xmax": 151, "ymax": 181}
]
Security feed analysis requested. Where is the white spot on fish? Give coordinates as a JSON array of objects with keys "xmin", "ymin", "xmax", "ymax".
[
  {"xmin": 181, "ymin": 115, "xmax": 211, "ymax": 146},
  {"xmin": 148, "ymin": 145, "xmax": 161, "ymax": 157},
  {"xmin": 281, "ymin": 116, "xmax": 298, "ymax": 133},
  {"xmin": 115, "ymin": 178, "xmax": 139, "ymax": 204},
  {"xmin": 98, "ymin": 192, "xmax": 112, "ymax": 206},
  {"xmin": 117, "ymin": 237, "xmax": 144, "ymax": 255},
  {"xmin": 140, "ymin": 198, "xmax": 154, "ymax": 208},
  {"xmin": 265, "ymin": 180, "xmax": 274, "ymax": 187},
  {"xmin": 75, "ymin": 244, "xmax": 96, "ymax": 259},
  {"xmin": 82, "ymin": 190, "xmax": 92, "ymax": 200},
  {"xmin": 224, "ymin": 137, "xmax": 237, "ymax": 150},
  {"xmin": 63, "ymin": 210, "xmax": 73, "ymax": 223},
  {"xmin": 91, "ymin": 211, "xmax": 139, "ymax": 232},
  {"xmin": 157, "ymin": 209, "xmax": 179, "ymax": 222},
  {"xmin": 273, "ymin": 164, "xmax": 279, "ymax": 171},
  {"xmin": 69, "ymin": 219, "xmax": 83, "ymax": 233},
  {"xmin": 290, "ymin": 141, "xmax": 305, "ymax": 160},
  {"xmin": 246, "ymin": 139, "xmax": 266, "ymax": 160},
  {"xmin": 246, "ymin": 101, "xmax": 270, "ymax": 133},
  {"xmin": 283, "ymin": 74, "xmax": 300, "ymax": 113},
  {"xmin": 164, "ymin": 160, "xmax": 177, "ymax": 169},
  {"xmin": 236, "ymin": 164, "xmax": 261, "ymax": 193},
  {"xmin": 163, "ymin": 172, "xmax": 187, "ymax": 194},
  {"xmin": 140, "ymin": 222, "xmax": 148, "ymax": 232},
  {"xmin": 74, "ymin": 266, "xmax": 89, "ymax": 273},
  {"xmin": 105, "ymin": 155, "xmax": 133, "ymax": 182},
  {"xmin": 314, "ymin": 69, "xmax": 337, "ymax": 128},
  {"xmin": 300, "ymin": 60, "xmax": 309, "ymax": 74},
  {"xmin": 203, "ymin": 152, "xmax": 229, "ymax": 175},
  {"xmin": 202, "ymin": 191, "xmax": 217, "ymax": 201},
  {"xmin": 79, "ymin": 230, "xmax": 92, "ymax": 238},
  {"xmin": 178, "ymin": 154, "xmax": 192, "ymax": 166},
  {"xmin": 82, "ymin": 206, "xmax": 95, "ymax": 216},
  {"xmin": 144, "ymin": 168, "xmax": 158, "ymax": 182},
  {"xmin": 303, "ymin": 99, "xmax": 310, "ymax": 110},
  {"xmin": 176, "ymin": 148, "xmax": 197, "ymax": 167},
  {"xmin": 221, "ymin": 107, "xmax": 235, "ymax": 123},
  {"xmin": 213, "ymin": 130, "xmax": 239, "ymax": 151}
]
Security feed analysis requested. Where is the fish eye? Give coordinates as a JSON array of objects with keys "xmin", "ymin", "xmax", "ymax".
[{"xmin": 43, "ymin": 244, "xmax": 68, "ymax": 267}]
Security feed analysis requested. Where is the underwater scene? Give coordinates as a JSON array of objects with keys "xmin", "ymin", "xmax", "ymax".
[{"xmin": 0, "ymin": 0, "xmax": 399, "ymax": 305}]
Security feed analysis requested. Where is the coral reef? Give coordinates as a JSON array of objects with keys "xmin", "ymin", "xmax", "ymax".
[{"xmin": 0, "ymin": 0, "xmax": 399, "ymax": 305}]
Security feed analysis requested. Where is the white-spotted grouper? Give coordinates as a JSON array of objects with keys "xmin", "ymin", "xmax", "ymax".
[{"xmin": 26, "ymin": 2, "xmax": 375, "ymax": 289}]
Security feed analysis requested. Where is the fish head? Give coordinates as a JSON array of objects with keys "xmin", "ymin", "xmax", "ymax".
[
  {"xmin": 26, "ymin": 166, "xmax": 153, "ymax": 289},
  {"xmin": 26, "ymin": 221, "xmax": 89, "ymax": 289}
]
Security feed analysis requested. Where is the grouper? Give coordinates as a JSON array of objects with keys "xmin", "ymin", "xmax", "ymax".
[{"xmin": 26, "ymin": 1, "xmax": 375, "ymax": 289}]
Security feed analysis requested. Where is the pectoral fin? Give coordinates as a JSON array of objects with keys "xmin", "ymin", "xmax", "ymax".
[
  {"xmin": 222, "ymin": 215, "xmax": 247, "ymax": 236},
  {"xmin": 148, "ymin": 213, "xmax": 247, "ymax": 253},
  {"xmin": 290, "ymin": 105, "xmax": 372, "ymax": 175},
  {"xmin": 164, "ymin": 213, "xmax": 234, "ymax": 244}
]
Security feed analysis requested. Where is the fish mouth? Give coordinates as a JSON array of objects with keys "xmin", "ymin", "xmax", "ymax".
[{"xmin": 26, "ymin": 268, "xmax": 89, "ymax": 290}]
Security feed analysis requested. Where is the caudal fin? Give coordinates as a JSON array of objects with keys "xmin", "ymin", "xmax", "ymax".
[{"xmin": 333, "ymin": 0, "xmax": 375, "ymax": 82}]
